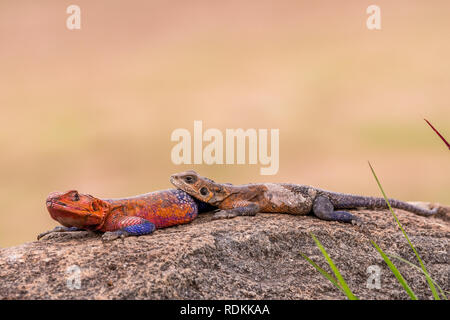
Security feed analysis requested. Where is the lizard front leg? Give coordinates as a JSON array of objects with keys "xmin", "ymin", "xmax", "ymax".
[
  {"xmin": 312, "ymin": 196, "xmax": 360, "ymax": 224},
  {"xmin": 212, "ymin": 203, "xmax": 260, "ymax": 220},
  {"xmin": 101, "ymin": 216, "xmax": 156, "ymax": 241},
  {"xmin": 37, "ymin": 226, "xmax": 94, "ymax": 240}
]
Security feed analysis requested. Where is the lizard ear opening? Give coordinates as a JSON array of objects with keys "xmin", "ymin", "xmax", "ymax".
[{"xmin": 200, "ymin": 187, "xmax": 209, "ymax": 196}]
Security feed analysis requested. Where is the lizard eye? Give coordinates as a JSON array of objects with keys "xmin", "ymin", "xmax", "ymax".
[
  {"xmin": 200, "ymin": 187, "xmax": 209, "ymax": 196},
  {"xmin": 92, "ymin": 202, "xmax": 98, "ymax": 211},
  {"xmin": 73, "ymin": 192, "xmax": 80, "ymax": 201},
  {"xmin": 184, "ymin": 176, "xmax": 196, "ymax": 184}
]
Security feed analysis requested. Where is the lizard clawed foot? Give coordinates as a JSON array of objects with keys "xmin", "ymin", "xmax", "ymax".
[
  {"xmin": 37, "ymin": 226, "xmax": 74, "ymax": 240},
  {"xmin": 38, "ymin": 230, "xmax": 94, "ymax": 241},
  {"xmin": 351, "ymin": 216, "xmax": 371, "ymax": 232},
  {"xmin": 101, "ymin": 231, "xmax": 130, "ymax": 242},
  {"xmin": 37, "ymin": 226, "xmax": 92, "ymax": 241},
  {"xmin": 212, "ymin": 210, "xmax": 238, "ymax": 220},
  {"xmin": 351, "ymin": 217, "xmax": 363, "ymax": 226}
]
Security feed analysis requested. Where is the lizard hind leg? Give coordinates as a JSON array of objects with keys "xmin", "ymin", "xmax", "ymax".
[
  {"xmin": 313, "ymin": 196, "xmax": 359, "ymax": 224},
  {"xmin": 102, "ymin": 217, "xmax": 156, "ymax": 241}
]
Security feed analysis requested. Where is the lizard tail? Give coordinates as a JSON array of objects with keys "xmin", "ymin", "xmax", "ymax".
[{"xmin": 326, "ymin": 193, "xmax": 438, "ymax": 216}]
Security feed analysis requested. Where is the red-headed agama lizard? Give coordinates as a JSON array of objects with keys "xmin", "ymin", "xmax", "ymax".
[
  {"xmin": 170, "ymin": 170, "xmax": 438, "ymax": 224},
  {"xmin": 38, "ymin": 189, "xmax": 215, "ymax": 241}
]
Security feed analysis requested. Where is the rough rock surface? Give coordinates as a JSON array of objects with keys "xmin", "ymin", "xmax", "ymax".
[{"xmin": 0, "ymin": 203, "xmax": 448, "ymax": 300}]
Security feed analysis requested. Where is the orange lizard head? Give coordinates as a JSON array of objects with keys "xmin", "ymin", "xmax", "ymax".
[
  {"xmin": 170, "ymin": 170, "xmax": 231, "ymax": 205},
  {"xmin": 46, "ymin": 190, "xmax": 110, "ymax": 230}
]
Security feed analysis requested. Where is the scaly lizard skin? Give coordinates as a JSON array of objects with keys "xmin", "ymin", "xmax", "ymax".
[
  {"xmin": 38, "ymin": 189, "xmax": 215, "ymax": 241},
  {"xmin": 170, "ymin": 170, "xmax": 438, "ymax": 224}
]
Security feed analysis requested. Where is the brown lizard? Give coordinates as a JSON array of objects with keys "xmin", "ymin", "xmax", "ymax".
[{"xmin": 170, "ymin": 170, "xmax": 438, "ymax": 223}]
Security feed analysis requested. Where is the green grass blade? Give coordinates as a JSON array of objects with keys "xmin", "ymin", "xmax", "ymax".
[
  {"xmin": 387, "ymin": 253, "xmax": 447, "ymax": 300},
  {"xmin": 299, "ymin": 252, "xmax": 344, "ymax": 293},
  {"xmin": 368, "ymin": 161, "xmax": 440, "ymax": 300},
  {"xmin": 371, "ymin": 240, "xmax": 417, "ymax": 300},
  {"xmin": 310, "ymin": 233, "xmax": 359, "ymax": 300}
]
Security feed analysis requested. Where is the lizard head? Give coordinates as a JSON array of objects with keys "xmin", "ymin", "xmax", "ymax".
[
  {"xmin": 170, "ymin": 170, "xmax": 231, "ymax": 206},
  {"xmin": 46, "ymin": 190, "xmax": 110, "ymax": 230}
]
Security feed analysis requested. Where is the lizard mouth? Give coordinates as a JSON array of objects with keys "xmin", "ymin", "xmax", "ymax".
[
  {"xmin": 170, "ymin": 176, "xmax": 193, "ymax": 194},
  {"xmin": 47, "ymin": 200, "xmax": 68, "ymax": 208},
  {"xmin": 47, "ymin": 201, "xmax": 81, "ymax": 212},
  {"xmin": 46, "ymin": 201, "xmax": 87, "ymax": 219},
  {"xmin": 170, "ymin": 175, "xmax": 182, "ymax": 188}
]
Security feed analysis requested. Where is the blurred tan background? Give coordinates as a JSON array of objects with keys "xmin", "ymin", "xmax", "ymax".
[{"xmin": 0, "ymin": 0, "xmax": 448, "ymax": 247}]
